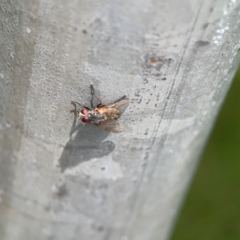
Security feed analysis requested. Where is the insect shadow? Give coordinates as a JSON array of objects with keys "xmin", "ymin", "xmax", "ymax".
[{"xmin": 58, "ymin": 109, "xmax": 115, "ymax": 172}]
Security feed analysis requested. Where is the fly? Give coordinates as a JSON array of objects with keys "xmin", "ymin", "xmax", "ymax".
[{"xmin": 71, "ymin": 84, "xmax": 130, "ymax": 133}]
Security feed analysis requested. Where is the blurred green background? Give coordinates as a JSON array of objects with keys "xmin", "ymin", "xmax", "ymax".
[{"xmin": 170, "ymin": 66, "xmax": 240, "ymax": 240}]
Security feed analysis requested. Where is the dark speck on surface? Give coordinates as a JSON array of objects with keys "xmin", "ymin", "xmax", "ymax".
[
  {"xmin": 202, "ymin": 23, "xmax": 209, "ymax": 30},
  {"xmin": 196, "ymin": 40, "xmax": 210, "ymax": 47}
]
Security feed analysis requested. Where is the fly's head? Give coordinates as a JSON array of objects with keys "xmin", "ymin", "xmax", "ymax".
[
  {"xmin": 79, "ymin": 108, "xmax": 105, "ymax": 124},
  {"xmin": 79, "ymin": 108, "xmax": 89, "ymax": 123}
]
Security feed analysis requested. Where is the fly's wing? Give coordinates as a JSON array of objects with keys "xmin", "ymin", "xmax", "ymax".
[
  {"xmin": 105, "ymin": 96, "xmax": 130, "ymax": 114},
  {"xmin": 96, "ymin": 119, "xmax": 124, "ymax": 133}
]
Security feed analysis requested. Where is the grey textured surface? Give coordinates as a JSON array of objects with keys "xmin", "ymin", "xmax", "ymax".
[{"xmin": 0, "ymin": 0, "xmax": 239, "ymax": 240}]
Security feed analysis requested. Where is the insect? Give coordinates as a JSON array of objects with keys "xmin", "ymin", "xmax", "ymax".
[{"xmin": 71, "ymin": 84, "xmax": 130, "ymax": 133}]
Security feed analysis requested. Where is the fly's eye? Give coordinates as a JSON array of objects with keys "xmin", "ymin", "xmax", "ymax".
[
  {"xmin": 80, "ymin": 108, "xmax": 89, "ymax": 123},
  {"xmin": 81, "ymin": 117, "xmax": 89, "ymax": 123},
  {"xmin": 81, "ymin": 109, "xmax": 88, "ymax": 115}
]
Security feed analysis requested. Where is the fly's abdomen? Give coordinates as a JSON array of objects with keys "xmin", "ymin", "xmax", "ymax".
[{"xmin": 103, "ymin": 108, "xmax": 120, "ymax": 120}]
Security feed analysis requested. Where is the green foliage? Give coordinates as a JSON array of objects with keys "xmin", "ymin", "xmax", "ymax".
[{"xmin": 170, "ymin": 67, "xmax": 240, "ymax": 240}]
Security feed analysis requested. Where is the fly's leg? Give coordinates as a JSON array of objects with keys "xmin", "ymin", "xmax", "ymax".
[
  {"xmin": 71, "ymin": 100, "xmax": 90, "ymax": 110},
  {"xmin": 90, "ymin": 83, "xmax": 102, "ymax": 107},
  {"xmin": 90, "ymin": 84, "xmax": 94, "ymax": 108},
  {"xmin": 71, "ymin": 100, "xmax": 83, "ymax": 108},
  {"xmin": 70, "ymin": 100, "xmax": 77, "ymax": 113}
]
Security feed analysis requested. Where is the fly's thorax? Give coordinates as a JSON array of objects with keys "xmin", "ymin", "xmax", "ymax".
[{"xmin": 88, "ymin": 110, "xmax": 105, "ymax": 124}]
